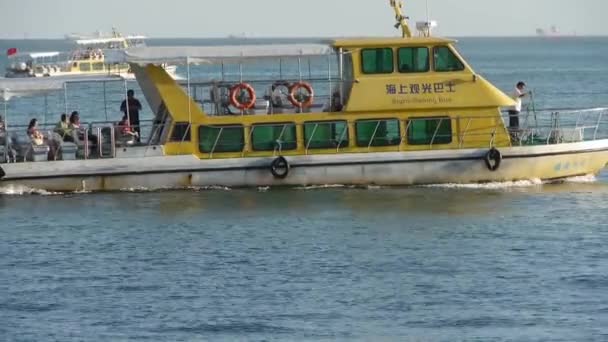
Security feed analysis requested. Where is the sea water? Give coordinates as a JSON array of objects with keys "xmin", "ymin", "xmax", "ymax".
[{"xmin": 1, "ymin": 37, "xmax": 608, "ymax": 341}]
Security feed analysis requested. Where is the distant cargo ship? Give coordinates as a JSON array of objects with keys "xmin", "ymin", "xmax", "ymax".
[{"xmin": 536, "ymin": 26, "xmax": 576, "ymax": 37}]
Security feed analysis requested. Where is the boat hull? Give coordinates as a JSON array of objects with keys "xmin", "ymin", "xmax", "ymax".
[{"xmin": 1, "ymin": 141, "xmax": 608, "ymax": 192}]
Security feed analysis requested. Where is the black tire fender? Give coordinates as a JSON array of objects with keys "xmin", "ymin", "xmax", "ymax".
[
  {"xmin": 484, "ymin": 148, "xmax": 502, "ymax": 172},
  {"xmin": 270, "ymin": 156, "xmax": 290, "ymax": 179}
]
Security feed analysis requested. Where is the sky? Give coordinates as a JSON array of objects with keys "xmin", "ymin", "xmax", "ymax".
[{"xmin": 0, "ymin": 0, "xmax": 606, "ymax": 39}]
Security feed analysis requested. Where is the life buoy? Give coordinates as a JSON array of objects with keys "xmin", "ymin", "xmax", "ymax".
[
  {"xmin": 270, "ymin": 156, "xmax": 290, "ymax": 179},
  {"xmin": 484, "ymin": 147, "xmax": 502, "ymax": 171},
  {"xmin": 229, "ymin": 82, "xmax": 257, "ymax": 110},
  {"xmin": 288, "ymin": 81, "xmax": 314, "ymax": 108}
]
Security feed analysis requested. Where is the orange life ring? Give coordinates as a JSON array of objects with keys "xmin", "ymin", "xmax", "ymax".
[
  {"xmin": 288, "ymin": 81, "xmax": 314, "ymax": 108},
  {"xmin": 229, "ymin": 83, "xmax": 257, "ymax": 110}
]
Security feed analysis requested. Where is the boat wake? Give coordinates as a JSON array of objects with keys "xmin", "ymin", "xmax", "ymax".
[
  {"xmin": 424, "ymin": 179, "xmax": 544, "ymax": 190},
  {"xmin": 424, "ymin": 174, "xmax": 598, "ymax": 190},
  {"xmin": 0, "ymin": 185, "xmax": 63, "ymax": 196}
]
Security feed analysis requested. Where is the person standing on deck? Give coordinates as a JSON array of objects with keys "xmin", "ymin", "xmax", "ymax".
[
  {"xmin": 508, "ymin": 81, "xmax": 530, "ymax": 131},
  {"xmin": 120, "ymin": 90, "xmax": 143, "ymax": 142}
]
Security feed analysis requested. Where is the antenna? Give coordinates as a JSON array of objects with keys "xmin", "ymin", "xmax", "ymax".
[{"xmin": 416, "ymin": 0, "xmax": 437, "ymax": 37}]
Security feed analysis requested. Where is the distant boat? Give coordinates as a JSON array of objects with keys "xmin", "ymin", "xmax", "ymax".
[
  {"xmin": 536, "ymin": 26, "xmax": 576, "ymax": 38},
  {"xmin": 5, "ymin": 28, "xmax": 179, "ymax": 80}
]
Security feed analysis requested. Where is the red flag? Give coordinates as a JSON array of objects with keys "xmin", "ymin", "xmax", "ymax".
[{"xmin": 7, "ymin": 48, "xmax": 17, "ymax": 56}]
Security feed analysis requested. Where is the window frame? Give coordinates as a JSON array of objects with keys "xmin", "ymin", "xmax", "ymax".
[
  {"xmin": 407, "ymin": 117, "xmax": 453, "ymax": 145},
  {"xmin": 303, "ymin": 120, "xmax": 349, "ymax": 150},
  {"xmin": 355, "ymin": 118, "xmax": 402, "ymax": 147},
  {"xmin": 78, "ymin": 62, "xmax": 91, "ymax": 72},
  {"xmin": 397, "ymin": 46, "xmax": 430, "ymax": 73},
  {"xmin": 170, "ymin": 122, "xmax": 192, "ymax": 142},
  {"xmin": 199, "ymin": 124, "xmax": 245, "ymax": 153},
  {"xmin": 360, "ymin": 48, "xmax": 395, "ymax": 75},
  {"xmin": 432, "ymin": 46, "xmax": 465, "ymax": 73},
  {"xmin": 251, "ymin": 122, "xmax": 298, "ymax": 152}
]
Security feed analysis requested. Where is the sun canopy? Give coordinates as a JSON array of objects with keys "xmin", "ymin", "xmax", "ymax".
[
  {"xmin": 0, "ymin": 75, "xmax": 124, "ymax": 101},
  {"xmin": 104, "ymin": 44, "xmax": 335, "ymax": 65}
]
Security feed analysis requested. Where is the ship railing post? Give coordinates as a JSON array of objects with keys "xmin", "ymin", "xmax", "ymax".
[
  {"xmin": 336, "ymin": 124, "xmax": 348, "ymax": 153},
  {"xmin": 63, "ymin": 82, "xmax": 68, "ymax": 115},
  {"xmin": 488, "ymin": 120, "xmax": 499, "ymax": 148},
  {"xmin": 274, "ymin": 124, "xmax": 288, "ymax": 156},
  {"xmin": 3, "ymin": 98, "xmax": 8, "ymax": 163},
  {"xmin": 97, "ymin": 127, "xmax": 103, "ymax": 157},
  {"xmin": 338, "ymin": 48, "xmax": 344, "ymax": 106},
  {"xmin": 103, "ymin": 81, "xmax": 108, "ymax": 122},
  {"xmin": 306, "ymin": 123, "xmax": 319, "ymax": 155},
  {"xmin": 594, "ymin": 110, "xmax": 604, "ymax": 141},
  {"xmin": 401, "ymin": 120, "xmax": 412, "ymax": 152},
  {"xmin": 210, "ymin": 127, "xmax": 224, "ymax": 159},
  {"xmin": 244, "ymin": 126, "xmax": 255, "ymax": 158},
  {"xmin": 459, "ymin": 118, "xmax": 473, "ymax": 149},
  {"xmin": 84, "ymin": 128, "xmax": 89, "ymax": 160},
  {"xmin": 429, "ymin": 118, "xmax": 443, "ymax": 149},
  {"xmin": 327, "ymin": 54, "xmax": 332, "ymax": 107},
  {"xmin": 110, "ymin": 125, "xmax": 116, "ymax": 158},
  {"xmin": 368, "ymin": 121, "xmax": 382, "ymax": 151}
]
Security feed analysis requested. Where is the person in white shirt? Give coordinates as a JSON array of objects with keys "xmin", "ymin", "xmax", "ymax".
[{"xmin": 508, "ymin": 81, "xmax": 529, "ymax": 130}]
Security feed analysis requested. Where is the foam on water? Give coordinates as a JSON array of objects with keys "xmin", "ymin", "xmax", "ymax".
[
  {"xmin": 559, "ymin": 174, "xmax": 598, "ymax": 183},
  {"xmin": 0, "ymin": 185, "xmax": 62, "ymax": 196},
  {"xmin": 424, "ymin": 178, "xmax": 544, "ymax": 190}
]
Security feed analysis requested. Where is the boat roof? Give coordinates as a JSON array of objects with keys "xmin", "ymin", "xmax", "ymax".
[
  {"xmin": 9, "ymin": 51, "xmax": 62, "ymax": 59},
  {"xmin": 104, "ymin": 44, "xmax": 334, "ymax": 64},
  {"xmin": 75, "ymin": 36, "xmax": 146, "ymax": 45},
  {"xmin": 330, "ymin": 36, "xmax": 457, "ymax": 48},
  {"xmin": 0, "ymin": 75, "xmax": 124, "ymax": 100}
]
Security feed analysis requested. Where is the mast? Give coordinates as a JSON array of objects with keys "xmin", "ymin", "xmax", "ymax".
[{"xmin": 390, "ymin": 0, "xmax": 412, "ymax": 38}]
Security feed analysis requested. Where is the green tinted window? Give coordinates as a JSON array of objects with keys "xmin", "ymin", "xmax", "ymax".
[
  {"xmin": 398, "ymin": 47, "xmax": 430, "ymax": 73},
  {"xmin": 252, "ymin": 123, "xmax": 297, "ymax": 151},
  {"xmin": 199, "ymin": 125, "xmax": 244, "ymax": 153},
  {"xmin": 361, "ymin": 48, "xmax": 394, "ymax": 74},
  {"xmin": 433, "ymin": 46, "xmax": 465, "ymax": 72},
  {"xmin": 304, "ymin": 121, "xmax": 349, "ymax": 149},
  {"xmin": 407, "ymin": 118, "xmax": 452, "ymax": 145},
  {"xmin": 356, "ymin": 119, "xmax": 401, "ymax": 147},
  {"xmin": 92, "ymin": 62, "xmax": 104, "ymax": 71}
]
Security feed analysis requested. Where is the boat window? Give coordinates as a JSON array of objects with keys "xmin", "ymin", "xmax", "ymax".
[
  {"xmin": 398, "ymin": 47, "xmax": 430, "ymax": 73},
  {"xmin": 433, "ymin": 46, "xmax": 465, "ymax": 72},
  {"xmin": 356, "ymin": 119, "xmax": 401, "ymax": 147},
  {"xmin": 170, "ymin": 122, "xmax": 191, "ymax": 142},
  {"xmin": 79, "ymin": 63, "xmax": 91, "ymax": 72},
  {"xmin": 92, "ymin": 62, "xmax": 104, "ymax": 71},
  {"xmin": 407, "ymin": 117, "xmax": 452, "ymax": 145},
  {"xmin": 361, "ymin": 48, "xmax": 394, "ymax": 74},
  {"xmin": 252, "ymin": 123, "xmax": 297, "ymax": 151},
  {"xmin": 304, "ymin": 121, "xmax": 349, "ymax": 149},
  {"xmin": 199, "ymin": 125, "xmax": 244, "ymax": 153}
]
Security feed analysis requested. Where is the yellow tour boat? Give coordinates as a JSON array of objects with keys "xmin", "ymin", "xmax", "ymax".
[
  {"xmin": 4, "ymin": 29, "xmax": 178, "ymax": 80},
  {"xmin": 0, "ymin": 0, "xmax": 607, "ymax": 192}
]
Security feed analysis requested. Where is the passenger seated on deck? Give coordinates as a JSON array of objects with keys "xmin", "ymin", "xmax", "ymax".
[
  {"xmin": 27, "ymin": 118, "xmax": 45, "ymax": 146},
  {"xmin": 116, "ymin": 114, "xmax": 138, "ymax": 143},
  {"xmin": 69, "ymin": 111, "xmax": 98, "ymax": 148},
  {"xmin": 54, "ymin": 113, "xmax": 74, "ymax": 143}
]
